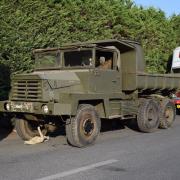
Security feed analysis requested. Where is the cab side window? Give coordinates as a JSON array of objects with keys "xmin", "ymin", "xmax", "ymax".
[{"xmin": 95, "ymin": 50, "xmax": 113, "ymax": 70}]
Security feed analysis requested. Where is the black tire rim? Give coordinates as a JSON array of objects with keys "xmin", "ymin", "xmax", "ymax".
[
  {"xmin": 79, "ymin": 111, "xmax": 96, "ymax": 138},
  {"xmin": 82, "ymin": 118, "xmax": 94, "ymax": 136}
]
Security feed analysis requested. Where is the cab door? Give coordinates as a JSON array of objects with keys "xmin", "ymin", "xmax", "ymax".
[{"xmin": 89, "ymin": 49, "xmax": 121, "ymax": 93}]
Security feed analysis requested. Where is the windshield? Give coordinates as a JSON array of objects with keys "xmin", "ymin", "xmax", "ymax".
[
  {"xmin": 35, "ymin": 51, "xmax": 60, "ymax": 69},
  {"xmin": 64, "ymin": 50, "xmax": 93, "ymax": 67}
]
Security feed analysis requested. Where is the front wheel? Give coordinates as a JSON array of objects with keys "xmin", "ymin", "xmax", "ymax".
[
  {"xmin": 66, "ymin": 104, "xmax": 101, "ymax": 147},
  {"xmin": 15, "ymin": 118, "xmax": 47, "ymax": 141}
]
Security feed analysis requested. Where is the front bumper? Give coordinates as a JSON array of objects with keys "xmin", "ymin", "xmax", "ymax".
[
  {"xmin": 0, "ymin": 101, "xmax": 72, "ymax": 115},
  {"xmin": 0, "ymin": 101, "xmax": 4, "ymax": 112}
]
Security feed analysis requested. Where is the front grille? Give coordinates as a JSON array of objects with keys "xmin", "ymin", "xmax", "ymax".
[{"xmin": 11, "ymin": 80, "xmax": 42, "ymax": 101}]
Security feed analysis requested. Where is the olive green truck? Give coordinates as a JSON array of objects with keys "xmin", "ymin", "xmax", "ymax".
[{"xmin": 0, "ymin": 39, "xmax": 180, "ymax": 147}]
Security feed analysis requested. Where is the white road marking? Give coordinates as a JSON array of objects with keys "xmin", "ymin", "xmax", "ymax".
[{"xmin": 36, "ymin": 159, "xmax": 119, "ymax": 180}]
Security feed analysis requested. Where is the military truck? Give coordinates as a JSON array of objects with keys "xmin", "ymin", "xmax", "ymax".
[{"xmin": 1, "ymin": 39, "xmax": 180, "ymax": 147}]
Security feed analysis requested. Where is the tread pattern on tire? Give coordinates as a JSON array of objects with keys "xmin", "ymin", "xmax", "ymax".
[
  {"xmin": 159, "ymin": 99, "xmax": 176, "ymax": 129},
  {"xmin": 15, "ymin": 118, "xmax": 47, "ymax": 141},
  {"xmin": 15, "ymin": 119, "xmax": 32, "ymax": 140},
  {"xmin": 66, "ymin": 118, "xmax": 76, "ymax": 146},
  {"xmin": 66, "ymin": 104, "xmax": 101, "ymax": 148},
  {"xmin": 137, "ymin": 99, "xmax": 160, "ymax": 133}
]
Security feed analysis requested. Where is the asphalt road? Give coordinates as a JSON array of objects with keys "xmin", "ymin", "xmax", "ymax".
[{"xmin": 0, "ymin": 116, "xmax": 180, "ymax": 180}]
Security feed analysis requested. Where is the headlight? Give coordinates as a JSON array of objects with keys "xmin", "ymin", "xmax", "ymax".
[
  {"xmin": 42, "ymin": 105, "xmax": 49, "ymax": 114},
  {"xmin": 4, "ymin": 103, "xmax": 10, "ymax": 111}
]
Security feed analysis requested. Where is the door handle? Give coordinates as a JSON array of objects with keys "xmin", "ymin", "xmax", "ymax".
[{"xmin": 112, "ymin": 80, "xmax": 117, "ymax": 83}]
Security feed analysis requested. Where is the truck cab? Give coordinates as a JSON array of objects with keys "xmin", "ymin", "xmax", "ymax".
[{"xmin": 6, "ymin": 44, "xmax": 120, "ymax": 115}]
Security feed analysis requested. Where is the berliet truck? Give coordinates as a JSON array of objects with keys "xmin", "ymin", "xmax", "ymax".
[{"xmin": 0, "ymin": 39, "xmax": 180, "ymax": 147}]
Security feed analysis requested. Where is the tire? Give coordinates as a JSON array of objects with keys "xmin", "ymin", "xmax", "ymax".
[
  {"xmin": 65, "ymin": 118, "xmax": 76, "ymax": 146},
  {"xmin": 159, "ymin": 99, "xmax": 176, "ymax": 129},
  {"xmin": 15, "ymin": 118, "xmax": 47, "ymax": 141},
  {"xmin": 66, "ymin": 104, "xmax": 101, "ymax": 147},
  {"xmin": 137, "ymin": 99, "xmax": 160, "ymax": 133},
  {"xmin": 0, "ymin": 113, "xmax": 13, "ymax": 129}
]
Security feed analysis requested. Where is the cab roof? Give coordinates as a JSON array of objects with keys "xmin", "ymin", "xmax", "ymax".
[{"xmin": 33, "ymin": 39, "xmax": 137, "ymax": 53}]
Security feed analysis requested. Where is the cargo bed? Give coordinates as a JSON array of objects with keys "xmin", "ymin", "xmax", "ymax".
[{"xmin": 137, "ymin": 73, "xmax": 180, "ymax": 90}]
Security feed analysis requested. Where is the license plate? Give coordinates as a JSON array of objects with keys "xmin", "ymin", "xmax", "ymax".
[
  {"xmin": 11, "ymin": 102, "xmax": 33, "ymax": 112},
  {"xmin": 177, "ymin": 105, "xmax": 180, "ymax": 109}
]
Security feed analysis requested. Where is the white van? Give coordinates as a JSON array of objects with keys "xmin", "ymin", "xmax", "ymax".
[{"xmin": 172, "ymin": 47, "xmax": 180, "ymax": 72}]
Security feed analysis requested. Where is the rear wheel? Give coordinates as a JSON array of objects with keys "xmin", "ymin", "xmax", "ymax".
[
  {"xmin": 15, "ymin": 118, "xmax": 47, "ymax": 140},
  {"xmin": 66, "ymin": 104, "xmax": 101, "ymax": 147},
  {"xmin": 159, "ymin": 99, "xmax": 176, "ymax": 129},
  {"xmin": 137, "ymin": 99, "xmax": 160, "ymax": 133}
]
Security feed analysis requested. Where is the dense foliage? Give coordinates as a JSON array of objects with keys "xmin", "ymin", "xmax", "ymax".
[{"xmin": 0, "ymin": 0, "xmax": 179, "ymax": 75}]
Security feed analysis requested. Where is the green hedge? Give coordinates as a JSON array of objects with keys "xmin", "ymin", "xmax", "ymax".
[{"xmin": 0, "ymin": 0, "xmax": 179, "ymax": 75}]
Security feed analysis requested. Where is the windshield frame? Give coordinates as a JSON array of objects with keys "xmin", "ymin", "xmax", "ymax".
[
  {"xmin": 34, "ymin": 50, "xmax": 62, "ymax": 70},
  {"xmin": 33, "ymin": 46, "xmax": 116, "ymax": 71},
  {"xmin": 62, "ymin": 47, "xmax": 94, "ymax": 69}
]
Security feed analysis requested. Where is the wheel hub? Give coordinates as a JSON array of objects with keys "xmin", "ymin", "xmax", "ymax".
[{"xmin": 83, "ymin": 119, "xmax": 94, "ymax": 136}]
